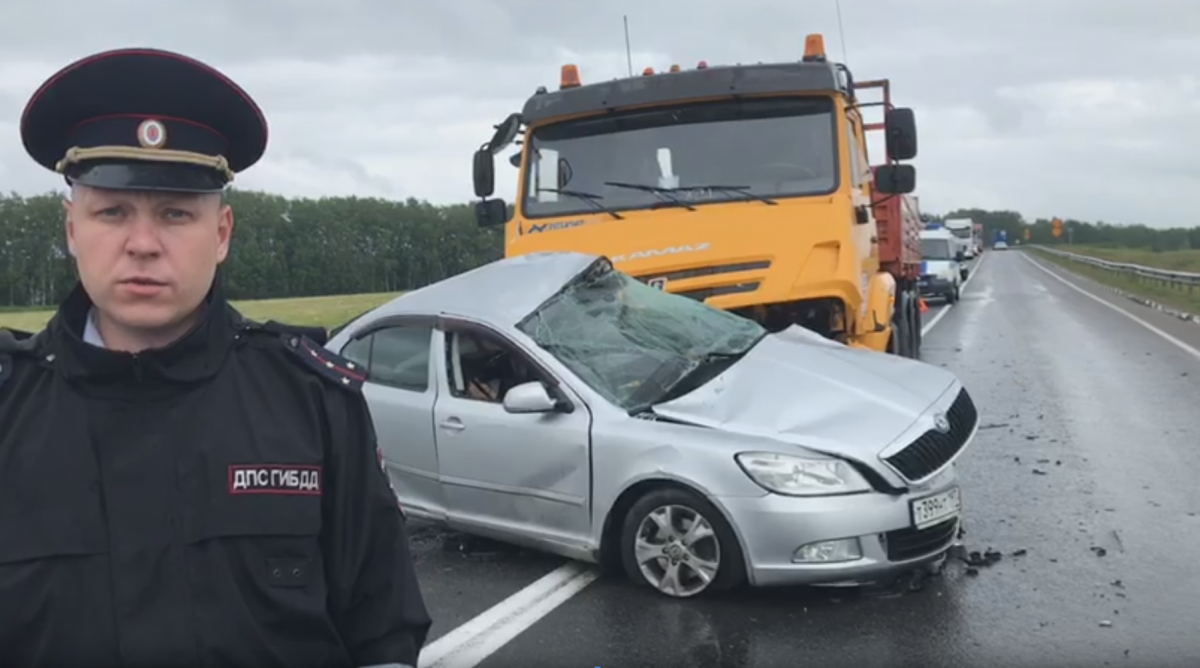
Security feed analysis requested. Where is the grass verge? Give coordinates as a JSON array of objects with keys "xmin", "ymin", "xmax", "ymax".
[
  {"xmin": 1049, "ymin": 245, "xmax": 1200, "ymax": 273},
  {"xmin": 0, "ymin": 291, "xmax": 401, "ymax": 334},
  {"xmin": 1029, "ymin": 248, "xmax": 1200, "ymax": 315}
]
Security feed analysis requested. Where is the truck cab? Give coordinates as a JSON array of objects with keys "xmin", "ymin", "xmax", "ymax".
[
  {"xmin": 470, "ymin": 34, "xmax": 924, "ymax": 358},
  {"xmin": 943, "ymin": 218, "xmax": 976, "ymax": 260}
]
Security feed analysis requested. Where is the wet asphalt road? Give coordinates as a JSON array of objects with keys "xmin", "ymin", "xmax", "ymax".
[{"xmin": 411, "ymin": 250, "xmax": 1200, "ymax": 668}]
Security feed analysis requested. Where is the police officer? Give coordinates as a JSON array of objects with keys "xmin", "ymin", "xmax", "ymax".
[{"xmin": 0, "ymin": 48, "xmax": 431, "ymax": 667}]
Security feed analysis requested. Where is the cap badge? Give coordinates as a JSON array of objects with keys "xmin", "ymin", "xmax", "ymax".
[{"xmin": 137, "ymin": 119, "xmax": 167, "ymax": 149}]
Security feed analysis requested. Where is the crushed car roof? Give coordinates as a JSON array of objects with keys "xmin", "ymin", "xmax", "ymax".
[{"xmin": 366, "ymin": 251, "xmax": 601, "ymax": 325}]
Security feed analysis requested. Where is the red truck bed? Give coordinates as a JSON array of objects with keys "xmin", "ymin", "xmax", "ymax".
[
  {"xmin": 854, "ymin": 78, "xmax": 922, "ymax": 282},
  {"xmin": 873, "ymin": 182, "xmax": 922, "ymax": 280}
]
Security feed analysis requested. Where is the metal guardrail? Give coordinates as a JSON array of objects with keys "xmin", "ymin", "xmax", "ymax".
[{"xmin": 1029, "ymin": 246, "xmax": 1200, "ymax": 289}]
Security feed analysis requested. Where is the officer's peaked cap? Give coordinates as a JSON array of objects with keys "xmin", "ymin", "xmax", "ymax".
[{"xmin": 20, "ymin": 48, "xmax": 268, "ymax": 193}]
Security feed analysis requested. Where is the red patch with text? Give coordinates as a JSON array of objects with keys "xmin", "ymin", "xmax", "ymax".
[{"xmin": 228, "ymin": 464, "xmax": 322, "ymax": 496}]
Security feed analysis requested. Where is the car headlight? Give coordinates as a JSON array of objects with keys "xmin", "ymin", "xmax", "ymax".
[{"xmin": 735, "ymin": 452, "xmax": 872, "ymax": 496}]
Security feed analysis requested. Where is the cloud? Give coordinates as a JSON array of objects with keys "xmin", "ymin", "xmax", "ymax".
[{"xmin": 0, "ymin": 0, "xmax": 1195, "ymax": 227}]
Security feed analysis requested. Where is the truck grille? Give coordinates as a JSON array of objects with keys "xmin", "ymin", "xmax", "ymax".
[
  {"xmin": 883, "ymin": 388, "xmax": 978, "ymax": 482},
  {"xmin": 884, "ymin": 518, "xmax": 959, "ymax": 561}
]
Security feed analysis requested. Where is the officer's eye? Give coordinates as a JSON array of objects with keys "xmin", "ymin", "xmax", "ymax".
[
  {"xmin": 163, "ymin": 208, "xmax": 194, "ymax": 221},
  {"xmin": 95, "ymin": 206, "xmax": 124, "ymax": 218}
]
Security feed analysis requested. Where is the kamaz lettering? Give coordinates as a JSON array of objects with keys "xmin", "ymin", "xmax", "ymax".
[
  {"xmin": 527, "ymin": 219, "xmax": 587, "ymax": 234},
  {"xmin": 610, "ymin": 243, "xmax": 711, "ymax": 263},
  {"xmin": 228, "ymin": 464, "xmax": 322, "ymax": 495}
]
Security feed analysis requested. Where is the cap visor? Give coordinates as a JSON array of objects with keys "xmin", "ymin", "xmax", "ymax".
[{"xmin": 66, "ymin": 161, "xmax": 226, "ymax": 193}]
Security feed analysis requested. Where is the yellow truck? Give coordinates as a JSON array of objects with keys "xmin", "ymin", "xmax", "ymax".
[{"xmin": 471, "ymin": 33, "xmax": 925, "ymax": 357}]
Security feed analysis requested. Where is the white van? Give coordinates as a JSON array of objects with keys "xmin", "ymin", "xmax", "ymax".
[{"xmin": 919, "ymin": 228, "xmax": 965, "ymax": 303}]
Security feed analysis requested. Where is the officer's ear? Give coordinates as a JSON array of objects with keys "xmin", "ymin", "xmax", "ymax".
[
  {"xmin": 62, "ymin": 193, "xmax": 78, "ymax": 258},
  {"xmin": 215, "ymin": 194, "xmax": 234, "ymax": 263}
]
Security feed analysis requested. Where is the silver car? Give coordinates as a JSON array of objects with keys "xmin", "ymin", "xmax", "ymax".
[{"xmin": 326, "ymin": 252, "xmax": 979, "ymax": 598}]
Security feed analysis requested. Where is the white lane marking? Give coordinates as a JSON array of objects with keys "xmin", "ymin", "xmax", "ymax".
[
  {"xmin": 921, "ymin": 252, "xmax": 987, "ymax": 336},
  {"xmin": 416, "ymin": 250, "xmax": 987, "ymax": 667},
  {"xmin": 1021, "ymin": 251, "xmax": 1200, "ymax": 361},
  {"xmin": 418, "ymin": 562, "xmax": 600, "ymax": 668}
]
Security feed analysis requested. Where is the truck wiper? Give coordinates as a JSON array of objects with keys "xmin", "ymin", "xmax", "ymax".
[
  {"xmin": 687, "ymin": 184, "xmax": 777, "ymax": 206},
  {"xmin": 536, "ymin": 188, "xmax": 624, "ymax": 220},
  {"xmin": 603, "ymin": 181, "xmax": 697, "ymax": 211}
]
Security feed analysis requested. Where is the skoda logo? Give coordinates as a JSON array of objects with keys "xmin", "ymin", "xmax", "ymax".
[{"xmin": 933, "ymin": 413, "xmax": 951, "ymax": 433}]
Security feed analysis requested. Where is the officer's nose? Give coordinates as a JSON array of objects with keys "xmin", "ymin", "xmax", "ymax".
[{"xmin": 123, "ymin": 213, "xmax": 164, "ymax": 258}]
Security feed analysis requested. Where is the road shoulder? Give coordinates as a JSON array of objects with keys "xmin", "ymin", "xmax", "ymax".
[{"xmin": 1021, "ymin": 251, "xmax": 1200, "ymax": 357}]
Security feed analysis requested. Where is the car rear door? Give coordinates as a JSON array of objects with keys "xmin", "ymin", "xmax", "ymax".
[{"xmin": 337, "ymin": 316, "xmax": 445, "ymax": 520}]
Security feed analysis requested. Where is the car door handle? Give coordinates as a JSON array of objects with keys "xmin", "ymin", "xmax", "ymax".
[{"xmin": 438, "ymin": 418, "xmax": 466, "ymax": 432}]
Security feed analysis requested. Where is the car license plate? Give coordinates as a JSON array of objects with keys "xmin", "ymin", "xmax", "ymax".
[{"xmin": 910, "ymin": 487, "xmax": 961, "ymax": 530}]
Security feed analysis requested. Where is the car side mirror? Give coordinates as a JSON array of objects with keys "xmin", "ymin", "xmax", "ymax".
[{"xmin": 503, "ymin": 381, "xmax": 559, "ymax": 414}]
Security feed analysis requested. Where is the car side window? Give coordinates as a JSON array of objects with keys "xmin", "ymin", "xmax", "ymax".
[
  {"xmin": 446, "ymin": 330, "xmax": 543, "ymax": 403},
  {"xmin": 340, "ymin": 334, "xmax": 373, "ymax": 369},
  {"xmin": 340, "ymin": 324, "xmax": 433, "ymax": 392}
]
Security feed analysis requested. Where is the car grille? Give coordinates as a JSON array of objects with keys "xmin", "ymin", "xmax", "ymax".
[
  {"xmin": 884, "ymin": 518, "xmax": 959, "ymax": 561},
  {"xmin": 883, "ymin": 388, "xmax": 978, "ymax": 482}
]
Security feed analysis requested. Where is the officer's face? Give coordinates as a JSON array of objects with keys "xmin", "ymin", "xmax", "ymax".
[{"xmin": 64, "ymin": 185, "xmax": 233, "ymax": 333}]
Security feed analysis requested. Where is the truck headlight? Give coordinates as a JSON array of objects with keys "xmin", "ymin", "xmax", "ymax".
[{"xmin": 735, "ymin": 452, "xmax": 872, "ymax": 496}]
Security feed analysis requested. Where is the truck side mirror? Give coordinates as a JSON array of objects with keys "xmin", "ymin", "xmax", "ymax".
[
  {"xmin": 885, "ymin": 108, "xmax": 918, "ymax": 161},
  {"xmin": 873, "ymin": 164, "xmax": 916, "ymax": 194},
  {"xmin": 473, "ymin": 149, "xmax": 495, "ymax": 198},
  {"xmin": 475, "ymin": 198, "xmax": 510, "ymax": 228},
  {"xmin": 955, "ymin": 250, "xmax": 965, "ymax": 262}
]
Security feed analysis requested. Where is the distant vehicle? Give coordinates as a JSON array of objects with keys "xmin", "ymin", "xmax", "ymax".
[
  {"xmin": 919, "ymin": 228, "xmax": 965, "ymax": 303},
  {"xmin": 327, "ymin": 251, "xmax": 978, "ymax": 598},
  {"xmin": 943, "ymin": 218, "xmax": 976, "ymax": 260},
  {"xmin": 993, "ymin": 240, "xmax": 1009, "ymax": 250},
  {"xmin": 992, "ymin": 229, "xmax": 1008, "ymax": 250}
]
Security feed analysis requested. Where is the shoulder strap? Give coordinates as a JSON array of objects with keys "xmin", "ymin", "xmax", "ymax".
[
  {"xmin": 235, "ymin": 317, "xmax": 365, "ymax": 391},
  {"xmin": 0, "ymin": 328, "xmax": 40, "ymax": 394},
  {"xmin": 281, "ymin": 334, "xmax": 368, "ymax": 391}
]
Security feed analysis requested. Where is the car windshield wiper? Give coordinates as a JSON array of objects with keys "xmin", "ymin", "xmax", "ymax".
[
  {"xmin": 536, "ymin": 188, "xmax": 624, "ymax": 220},
  {"xmin": 686, "ymin": 184, "xmax": 778, "ymax": 206},
  {"xmin": 603, "ymin": 181, "xmax": 697, "ymax": 211}
]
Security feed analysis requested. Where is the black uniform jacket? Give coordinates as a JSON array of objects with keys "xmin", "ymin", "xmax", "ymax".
[{"xmin": 0, "ymin": 282, "xmax": 432, "ymax": 668}]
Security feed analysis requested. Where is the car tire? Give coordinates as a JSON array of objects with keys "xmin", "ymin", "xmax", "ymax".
[{"xmin": 620, "ymin": 487, "xmax": 746, "ymax": 598}]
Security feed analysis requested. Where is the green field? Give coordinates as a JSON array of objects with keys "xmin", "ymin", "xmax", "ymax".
[
  {"xmin": 1053, "ymin": 245, "xmax": 1200, "ymax": 273},
  {"xmin": 1031, "ymin": 246, "xmax": 1200, "ymax": 315},
  {"xmin": 0, "ymin": 291, "xmax": 402, "ymax": 334}
]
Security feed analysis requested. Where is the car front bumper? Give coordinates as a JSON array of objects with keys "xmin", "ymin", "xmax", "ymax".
[
  {"xmin": 918, "ymin": 276, "xmax": 955, "ymax": 296},
  {"xmin": 716, "ymin": 467, "xmax": 962, "ymax": 587}
]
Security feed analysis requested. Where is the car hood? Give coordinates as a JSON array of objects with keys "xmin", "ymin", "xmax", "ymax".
[{"xmin": 651, "ymin": 326, "xmax": 958, "ymax": 460}]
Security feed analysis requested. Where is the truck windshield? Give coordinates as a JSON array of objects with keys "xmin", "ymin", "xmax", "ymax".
[
  {"xmin": 517, "ymin": 265, "xmax": 766, "ymax": 411},
  {"xmin": 521, "ymin": 96, "xmax": 837, "ymax": 218},
  {"xmin": 948, "ymin": 227, "xmax": 972, "ymax": 239},
  {"xmin": 921, "ymin": 239, "xmax": 955, "ymax": 260}
]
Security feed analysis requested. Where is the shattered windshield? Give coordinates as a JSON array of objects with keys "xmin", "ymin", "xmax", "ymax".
[{"xmin": 517, "ymin": 263, "xmax": 766, "ymax": 411}]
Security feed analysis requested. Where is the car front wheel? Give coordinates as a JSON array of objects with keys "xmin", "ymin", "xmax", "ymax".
[{"xmin": 620, "ymin": 487, "xmax": 746, "ymax": 598}]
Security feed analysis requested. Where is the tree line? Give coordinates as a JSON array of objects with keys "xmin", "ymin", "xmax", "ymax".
[
  {"xmin": 1, "ymin": 190, "xmax": 1195, "ymax": 308},
  {"xmin": 0, "ymin": 190, "xmax": 503, "ymax": 308}
]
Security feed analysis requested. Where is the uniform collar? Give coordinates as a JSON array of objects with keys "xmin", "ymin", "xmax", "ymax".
[{"xmin": 48, "ymin": 279, "xmax": 237, "ymax": 385}]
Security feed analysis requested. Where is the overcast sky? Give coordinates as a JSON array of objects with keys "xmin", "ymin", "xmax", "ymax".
[{"xmin": 0, "ymin": 0, "xmax": 1196, "ymax": 227}]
